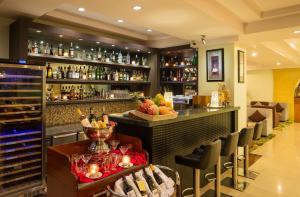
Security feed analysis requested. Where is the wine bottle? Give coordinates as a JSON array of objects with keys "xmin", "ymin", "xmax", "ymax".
[
  {"xmin": 46, "ymin": 63, "xmax": 53, "ymax": 78},
  {"xmin": 149, "ymin": 164, "xmax": 168, "ymax": 192},
  {"xmin": 88, "ymin": 107, "xmax": 97, "ymax": 122},
  {"xmin": 142, "ymin": 167, "xmax": 156, "ymax": 192},
  {"xmin": 122, "ymin": 176, "xmax": 136, "ymax": 197},
  {"xmin": 132, "ymin": 172, "xmax": 148, "ymax": 197},
  {"xmin": 69, "ymin": 42, "xmax": 75, "ymax": 57},
  {"xmin": 76, "ymin": 108, "xmax": 92, "ymax": 128}
]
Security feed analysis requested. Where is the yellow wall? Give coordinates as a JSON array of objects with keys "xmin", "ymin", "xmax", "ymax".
[{"xmin": 273, "ymin": 68, "xmax": 300, "ymax": 121}]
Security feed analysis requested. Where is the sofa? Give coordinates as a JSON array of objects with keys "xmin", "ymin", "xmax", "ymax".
[
  {"xmin": 247, "ymin": 107, "xmax": 273, "ymax": 136},
  {"xmin": 250, "ymin": 101, "xmax": 289, "ymax": 122}
]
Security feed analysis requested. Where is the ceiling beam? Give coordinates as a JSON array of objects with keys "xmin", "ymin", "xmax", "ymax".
[
  {"xmin": 183, "ymin": 0, "xmax": 244, "ymax": 33},
  {"xmin": 243, "ymin": 0, "xmax": 262, "ymax": 18},
  {"xmin": 262, "ymin": 4, "xmax": 300, "ymax": 18},
  {"xmin": 245, "ymin": 12, "xmax": 300, "ymax": 34}
]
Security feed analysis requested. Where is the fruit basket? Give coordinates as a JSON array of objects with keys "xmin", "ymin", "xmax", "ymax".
[{"xmin": 129, "ymin": 110, "xmax": 178, "ymax": 121}]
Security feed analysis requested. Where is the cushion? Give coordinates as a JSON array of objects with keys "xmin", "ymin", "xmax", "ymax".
[
  {"xmin": 260, "ymin": 102, "xmax": 269, "ymax": 106},
  {"xmin": 249, "ymin": 110, "xmax": 266, "ymax": 122},
  {"xmin": 275, "ymin": 103, "xmax": 284, "ymax": 113},
  {"xmin": 250, "ymin": 101, "xmax": 258, "ymax": 106}
]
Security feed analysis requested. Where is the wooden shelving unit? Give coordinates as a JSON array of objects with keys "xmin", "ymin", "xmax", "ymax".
[{"xmin": 46, "ymin": 78, "xmax": 150, "ymax": 85}]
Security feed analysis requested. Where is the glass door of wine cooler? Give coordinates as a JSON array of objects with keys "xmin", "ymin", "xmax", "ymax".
[{"xmin": 0, "ymin": 63, "xmax": 44, "ymax": 196}]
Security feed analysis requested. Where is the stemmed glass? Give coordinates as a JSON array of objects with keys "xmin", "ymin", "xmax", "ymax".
[
  {"xmin": 102, "ymin": 154, "xmax": 111, "ymax": 173},
  {"xmin": 81, "ymin": 154, "xmax": 92, "ymax": 173},
  {"xmin": 119, "ymin": 145, "xmax": 128, "ymax": 155},
  {"xmin": 71, "ymin": 154, "xmax": 81, "ymax": 173},
  {"xmin": 110, "ymin": 153, "xmax": 120, "ymax": 171},
  {"xmin": 110, "ymin": 140, "xmax": 120, "ymax": 152}
]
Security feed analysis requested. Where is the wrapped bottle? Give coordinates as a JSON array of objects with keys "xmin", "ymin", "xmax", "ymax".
[
  {"xmin": 76, "ymin": 108, "xmax": 92, "ymax": 128},
  {"xmin": 122, "ymin": 176, "xmax": 136, "ymax": 197}
]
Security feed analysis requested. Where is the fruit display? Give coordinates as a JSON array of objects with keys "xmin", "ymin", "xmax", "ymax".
[{"xmin": 137, "ymin": 94, "xmax": 176, "ymax": 116}]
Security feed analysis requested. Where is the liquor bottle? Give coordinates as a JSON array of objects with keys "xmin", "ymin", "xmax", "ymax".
[
  {"xmin": 192, "ymin": 50, "xmax": 198, "ymax": 66},
  {"xmin": 33, "ymin": 41, "xmax": 39, "ymax": 54},
  {"xmin": 118, "ymin": 51, "xmax": 123, "ymax": 64},
  {"xmin": 95, "ymin": 67, "xmax": 100, "ymax": 80},
  {"xmin": 142, "ymin": 56, "xmax": 147, "ymax": 66},
  {"xmin": 58, "ymin": 43, "xmax": 63, "ymax": 56},
  {"xmin": 126, "ymin": 52, "xmax": 131, "ymax": 64},
  {"xmin": 111, "ymin": 51, "xmax": 116, "ymax": 63},
  {"xmin": 57, "ymin": 67, "xmax": 62, "ymax": 79},
  {"xmin": 50, "ymin": 44, "xmax": 54, "ymax": 55},
  {"xmin": 119, "ymin": 69, "xmax": 123, "ymax": 81},
  {"xmin": 28, "ymin": 40, "xmax": 32, "ymax": 53},
  {"xmin": 88, "ymin": 107, "xmax": 97, "ymax": 122},
  {"xmin": 82, "ymin": 66, "xmax": 87, "ymax": 80},
  {"xmin": 79, "ymin": 66, "xmax": 83, "ymax": 79},
  {"xmin": 76, "ymin": 67, "xmax": 80, "ymax": 79},
  {"xmin": 134, "ymin": 55, "xmax": 139, "ymax": 65},
  {"xmin": 142, "ymin": 167, "xmax": 157, "ymax": 193},
  {"xmin": 76, "ymin": 108, "xmax": 92, "ymax": 128},
  {"xmin": 149, "ymin": 164, "xmax": 166, "ymax": 189},
  {"xmin": 44, "ymin": 43, "xmax": 50, "ymax": 55},
  {"xmin": 122, "ymin": 176, "xmax": 136, "ymax": 197},
  {"xmin": 46, "ymin": 63, "xmax": 53, "ymax": 78},
  {"xmin": 61, "ymin": 67, "xmax": 65, "ymax": 79},
  {"xmin": 131, "ymin": 172, "xmax": 148, "ymax": 197},
  {"xmin": 114, "ymin": 69, "xmax": 119, "ymax": 81},
  {"xmin": 67, "ymin": 65, "xmax": 72, "ymax": 79},
  {"xmin": 97, "ymin": 47, "xmax": 102, "ymax": 61},
  {"xmin": 69, "ymin": 42, "xmax": 75, "ymax": 58},
  {"xmin": 91, "ymin": 67, "xmax": 96, "ymax": 80},
  {"xmin": 110, "ymin": 69, "xmax": 114, "ymax": 81}
]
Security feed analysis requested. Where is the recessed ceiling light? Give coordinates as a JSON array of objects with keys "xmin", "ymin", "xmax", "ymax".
[
  {"xmin": 117, "ymin": 19, "xmax": 124, "ymax": 23},
  {"xmin": 36, "ymin": 30, "xmax": 42, "ymax": 33},
  {"xmin": 112, "ymin": 44, "xmax": 115, "ymax": 47},
  {"xmin": 59, "ymin": 34, "xmax": 63, "ymax": 38},
  {"xmin": 276, "ymin": 62, "xmax": 281, "ymax": 66},
  {"xmin": 137, "ymin": 49, "xmax": 141, "ymax": 52},
  {"xmin": 96, "ymin": 41, "xmax": 100, "ymax": 44},
  {"xmin": 78, "ymin": 38, "xmax": 83, "ymax": 41},
  {"xmin": 125, "ymin": 47, "xmax": 129, "ymax": 50},
  {"xmin": 294, "ymin": 30, "xmax": 300, "ymax": 34},
  {"xmin": 75, "ymin": 45, "xmax": 79, "ymax": 49},
  {"xmin": 78, "ymin": 7, "xmax": 85, "ymax": 12},
  {"xmin": 148, "ymin": 51, "xmax": 151, "ymax": 54},
  {"xmin": 40, "ymin": 41, "xmax": 44, "ymax": 44},
  {"xmin": 146, "ymin": 29, "xmax": 152, "ymax": 32},
  {"xmin": 289, "ymin": 42, "xmax": 296, "ymax": 49},
  {"xmin": 132, "ymin": 5, "xmax": 142, "ymax": 11},
  {"xmin": 251, "ymin": 52, "xmax": 257, "ymax": 57},
  {"xmin": 91, "ymin": 48, "xmax": 94, "ymax": 51}
]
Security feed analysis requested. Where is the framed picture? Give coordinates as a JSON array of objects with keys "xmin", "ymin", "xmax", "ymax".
[
  {"xmin": 238, "ymin": 50, "xmax": 245, "ymax": 83},
  {"xmin": 206, "ymin": 48, "xmax": 224, "ymax": 82}
]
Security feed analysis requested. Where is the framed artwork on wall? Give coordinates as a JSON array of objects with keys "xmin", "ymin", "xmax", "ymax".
[
  {"xmin": 206, "ymin": 48, "xmax": 224, "ymax": 82},
  {"xmin": 238, "ymin": 50, "xmax": 245, "ymax": 83}
]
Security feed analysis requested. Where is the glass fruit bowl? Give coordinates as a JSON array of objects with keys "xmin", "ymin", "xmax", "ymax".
[{"xmin": 83, "ymin": 126, "xmax": 113, "ymax": 153}]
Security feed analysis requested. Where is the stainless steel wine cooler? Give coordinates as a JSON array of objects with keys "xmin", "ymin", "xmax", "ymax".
[{"xmin": 0, "ymin": 61, "xmax": 45, "ymax": 196}]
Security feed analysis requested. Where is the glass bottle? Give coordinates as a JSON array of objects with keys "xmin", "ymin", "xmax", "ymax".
[
  {"xmin": 46, "ymin": 63, "xmax": 53, "ymax": 78},
  {"xmin": 33, "ymin": 41, "xmax": 39, "ymax": 54},
  {"xmin": 97, "ymin": 47, "xmax": 102, "ymax": 61},
  {"xmin": 50, "ymin": 44, "xmax": 54, "ymax": 55},
  {"xmin": 58, "ymin": 43, "xmax": 63, "ymax": 56},
  {"xmin": 57, "ymin": 67, "xmax": 62, "ymax": 79},
  {"xmin": 118, "ymin": 51, "xmax": 123, "ymax": 64},
  {"xmin": 69, "ymin": 42, "xmax": 75, "ymax": 58},
  {"xmin": 126, "ymin": 52, "xmax": 131, "ymax": 64}
]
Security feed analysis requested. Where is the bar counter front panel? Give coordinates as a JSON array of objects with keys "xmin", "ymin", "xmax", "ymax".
[{"xmin": 110, "ymin": 107, "xmax": 239, "ymax": 188}]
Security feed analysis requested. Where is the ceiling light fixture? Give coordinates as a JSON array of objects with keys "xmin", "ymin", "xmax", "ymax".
[
  {"xmin": 96, "ymin": 41, "xmax": 100, "ymax": 44},
  {"xmin": 251, "ymin": 52, "xmax": 257, "ymax": 57},
  {"xmin": 117, "ymin": 19, "xmax": 124, "ymax": 23},
  {"xmin": 59, "ymin": 34, "xmax": 63, "ymax": 38},
  {"xmin": 137, "ymin": 49, "xmax": 140, "ymax": 52},
  {"xmin": 125, "ymin": 47, "xmax": 129, "ymax": 50},
  {"xmin": 146, "ymin": 29, "xmax": 152, "ymax": 32},
  {"xmin": 75, "ymin": 45, "xmax": 79, "ymax": 49},
  {"xmin": 36, "ymin": 30, "xmax": 42, "ymax": 33},
  {"xmin": 276, "ymin": 62, "xmax": 281, "ymax": 66},
  {"xmin": 148, "ymin": 51, "xmax": 151, "ymax": 54},
  {"xmin": 78, "ymin": 7, "xmax": 85, "ymax": 12},
  {"xmin": 112, "ymin": 44, "xmax": 115, "ymax": 47},
  {"xmin": 294, "ymin": 30, "xmax": 300, "ymax": 34},
  {"xmin": 201, "ymin": 35, "xmax": 206, "ymax": 45},
  {"xmin": 78, "ymin": 38, "xmax": 83, "ymax": 41},
  {"xmin": 132, "ymin": 5, "xmax": 142, "ymax": 11}
]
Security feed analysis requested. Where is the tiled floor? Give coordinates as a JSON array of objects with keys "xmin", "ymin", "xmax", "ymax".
[{"xmin": 204, "ymin": 123, "xmax": 300, "ymax": 197}]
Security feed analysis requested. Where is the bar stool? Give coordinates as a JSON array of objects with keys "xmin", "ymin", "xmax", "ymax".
[
  {"xmin": 238, "ymin": 127, "xmax": 259, "ymax": 180},
  {"xmin": 253, "ymin": 121, "xmax": 263, "ymax": 140},
  {"xmin": 219, "ymin": 131, "xmax": 247, "ymax": 192},
  {"xmin": 175, "ymin": 140, "xmax": 221, "ymax": 197}
]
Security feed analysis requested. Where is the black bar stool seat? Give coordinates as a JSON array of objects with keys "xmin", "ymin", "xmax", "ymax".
[{"xmin": 175, "ymin": 140, "xmax": 222, "ymax": 197}]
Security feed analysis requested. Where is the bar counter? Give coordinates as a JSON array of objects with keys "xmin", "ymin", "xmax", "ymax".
[{"xmin": 110, "ymin": 106, "xmax": 239, "ymax": 188}]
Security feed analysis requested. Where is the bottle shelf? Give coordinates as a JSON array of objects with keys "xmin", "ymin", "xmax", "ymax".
[
  {"xmin": 46, "ymin": 98, "xmax": 135, "ymax": 106},
  {"xmin": 160, "ymin": 81, "xmax": 197, "ymax": 85},
  {"xmin": 28, "ymin": 53, "xmax": 151, "ymax": 70},
  {"xmin": 160, "ymin": 65, "xmax": 197, "ymax": 69},
  {"xmin": 46, "ymin": 78, "xmax": 151, "ymax": 85}
]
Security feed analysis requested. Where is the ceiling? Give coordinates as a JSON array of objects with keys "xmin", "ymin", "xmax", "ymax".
[{"xmin": 1, "ymin": 0, "xmax": 300, "ymax": 69}]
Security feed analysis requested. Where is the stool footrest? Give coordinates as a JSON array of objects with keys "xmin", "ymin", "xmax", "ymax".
[
  {"xmin": 205, "ymin": 172, "xmax": 216, "ymax": 182},
  {"xmin": 221, "ymin": 177, "xmax": 249, "ymax": 192},
  {"xmin": 223, "ymin": 162, "xmax": 233, "ymax": 169}
]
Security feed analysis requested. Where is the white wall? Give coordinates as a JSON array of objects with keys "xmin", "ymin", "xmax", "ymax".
[
  {"xmin": 247, "ymin": 69, "xmax": 273, "ymax": 103},
  {"xmin": 198, "ymin": 42, "xmax": 247, "ymax": 131},
  {"xmin": 0, "ymin": 17, "xmax": 11, "ymax": 59}
]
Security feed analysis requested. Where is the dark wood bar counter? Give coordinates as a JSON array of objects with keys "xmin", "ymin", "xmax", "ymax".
[{"xmin": 110, "ymin": 107, "xmax": 239, "ymax": 188}]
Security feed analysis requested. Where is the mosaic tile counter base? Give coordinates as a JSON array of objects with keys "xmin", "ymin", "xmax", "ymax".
[{"xmin": 45, "ymin": 100, "xmax": 137, "ymax": 127}]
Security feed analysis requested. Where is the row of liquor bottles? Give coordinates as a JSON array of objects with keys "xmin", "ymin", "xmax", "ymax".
[
  {"xmin": 28, "ymin": 40, "xmax": 148, "ymax": 66},
  {"xmin": 47, "ymin": 84, "xmax": 133, "ymax": 101},
  {"xmin": 46, "ymin": 63, "xmax": 149, "ymax": 82},
  {"xmin": 161, "ymin": 69, "xmax": 197, "ymax": 82},
  {"xmin": 160, "ymin": 53, "xmax": 198, "ymax": 67}
]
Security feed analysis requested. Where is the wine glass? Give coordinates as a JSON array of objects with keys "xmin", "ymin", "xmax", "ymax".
[
  {"xmin": 71, "ymin": 154, "xmax": 81, "ymax": 173},
  {"xmin": 110, "ymin": 153, "xmax": 120, "ymax": 171},
  {"xmin": 119, "ymin": 145, "xmax": 128, "ymax": 155},
  {"xmin": 102, "ymin": 154, "xmax": 111, "ymax": 173},
  {"xmin": 110, "ymin": 140, "xmax": 120, "ymax": 152},
  {"xmin": 81, "ymin": 154, "xmax": 92, "ymax": 173}
]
